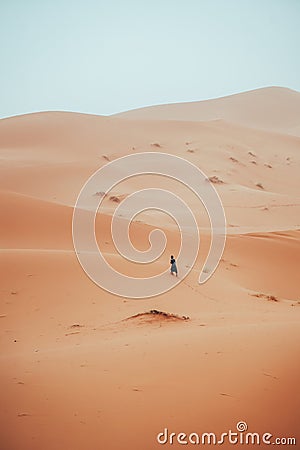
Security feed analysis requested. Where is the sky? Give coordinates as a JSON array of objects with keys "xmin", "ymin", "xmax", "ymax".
[{"xmin": 0, "ymin": 0, "xmax": 299, "ymax": 118}]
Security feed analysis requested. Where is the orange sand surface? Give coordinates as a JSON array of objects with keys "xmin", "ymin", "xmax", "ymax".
[{"xmin": 1, "ymin": 87, "xmax": 300, "ymax": 449}]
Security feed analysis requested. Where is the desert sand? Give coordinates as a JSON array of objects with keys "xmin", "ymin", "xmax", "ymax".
[{"xmin": 1, "ymin": 87, "xmax": 300, "ymax": 449}]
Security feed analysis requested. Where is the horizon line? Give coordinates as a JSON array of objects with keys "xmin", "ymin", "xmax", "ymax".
[{"xmin": 1, "ymin": 85, "xmax": 299, "ymax": 121}]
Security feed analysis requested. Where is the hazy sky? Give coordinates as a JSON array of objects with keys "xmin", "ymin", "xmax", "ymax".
[{"xmin": 1, "ymin": 0, "xmax": 299, "ymax": 118}]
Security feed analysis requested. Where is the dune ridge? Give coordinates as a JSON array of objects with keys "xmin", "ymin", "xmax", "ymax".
[{"xmin": 114, "ymin": 86, "xmax": 300, "ymax": 136}]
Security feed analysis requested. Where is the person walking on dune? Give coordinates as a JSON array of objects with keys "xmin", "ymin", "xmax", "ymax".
[{"xmin": 170, "ymin": 255, "xmax": 178, "ymax": 277}]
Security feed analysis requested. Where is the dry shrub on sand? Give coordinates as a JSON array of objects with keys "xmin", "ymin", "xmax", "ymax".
[
  {"xmin": 126, "ymin": 310, "xmax": 190, "ymax": 321},
  {"xmin": 109, "ymin": 195, "xmax": 121, "ymax": 203},
  {"xmin": 256, "ymin": 182, "xmax": 264, "ymax": 190},
  {"xmin": 94, "ymin": 191, "xmax": 105, "ymax": 197},
  {"xmin": 208, "ymin": 176, "xmax": 224, "ymax": 184},
  {"xmin": 252, "ymin": 293, "xmax": 279, "ymax": 302},
  {"xmin": 151, "ymin": 142, "xmax": 162, "ymax": 148}
]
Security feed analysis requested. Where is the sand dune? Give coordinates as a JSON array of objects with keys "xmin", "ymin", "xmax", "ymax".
[
  {"xmin": 1, "ymin": 87, "xmax": 300, "ymax": 449},
  {"xmin": 115, "ymin": 86, "xmax": 300, "ymax": 136}
]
